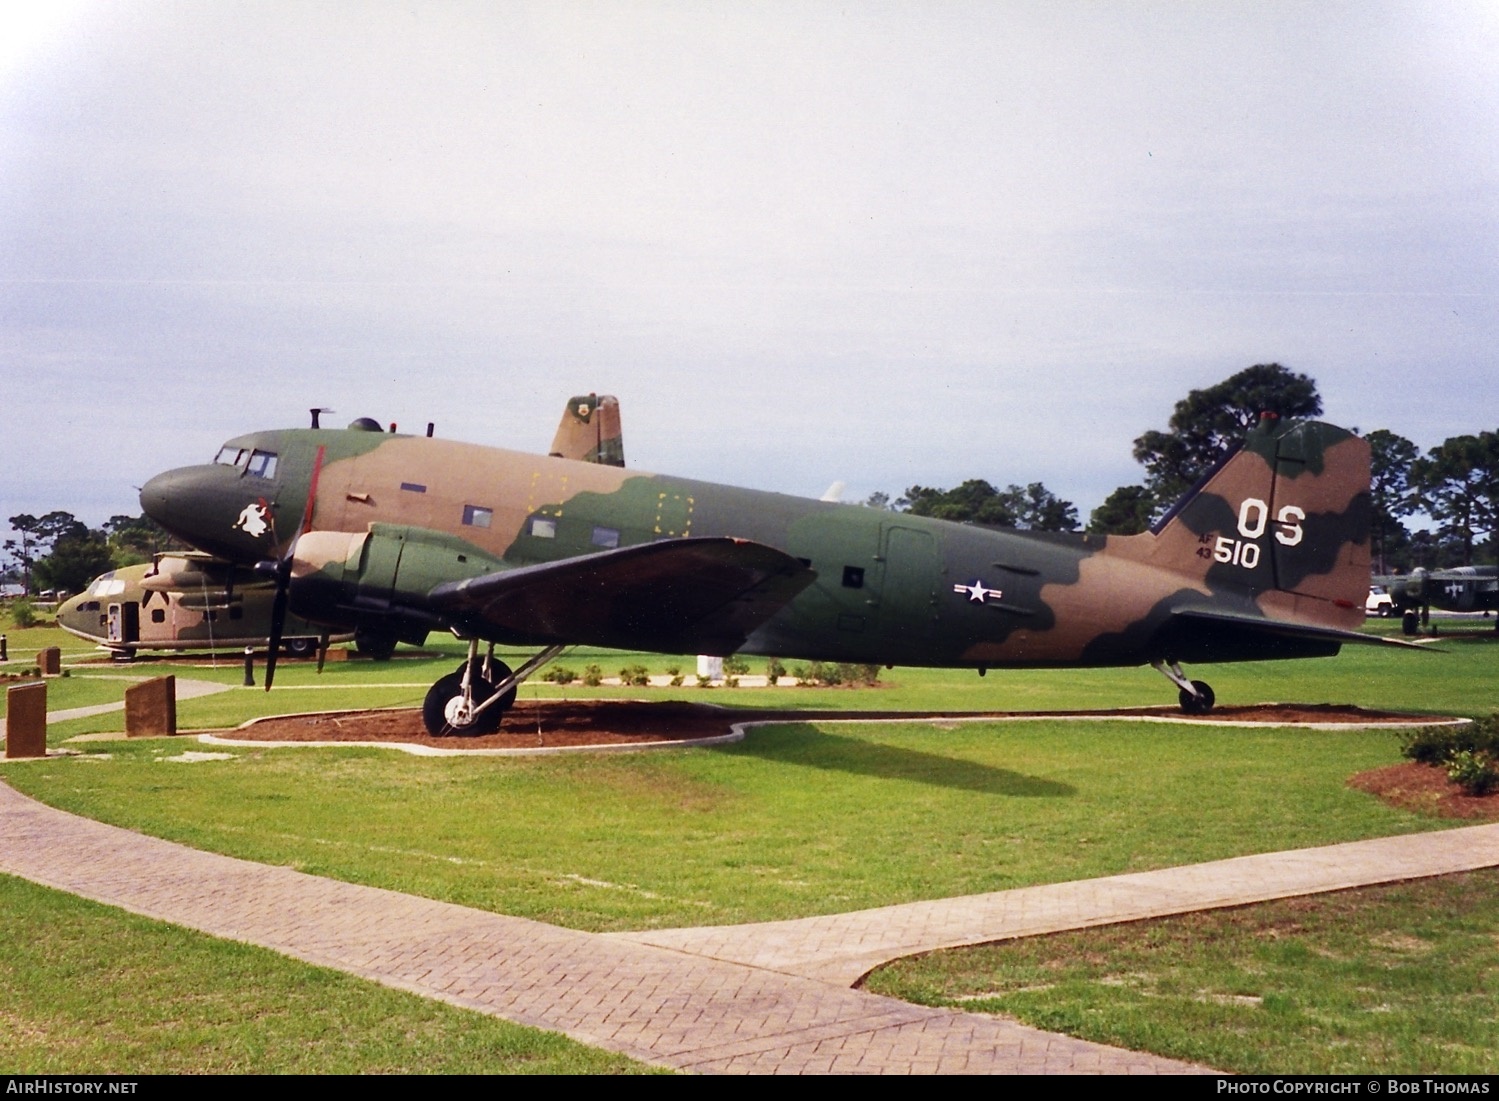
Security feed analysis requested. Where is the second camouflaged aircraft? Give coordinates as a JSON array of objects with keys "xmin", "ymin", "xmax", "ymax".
[{"xmin": 140, "ymin": 411, "xmax": 1389, "ymax": 735}]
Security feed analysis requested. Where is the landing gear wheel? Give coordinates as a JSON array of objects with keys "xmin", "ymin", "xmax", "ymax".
[
  {"xmin": 420, "ymin": 659, "xmax": 517, "ymax": 737},
  {"xmin": 1401, "ymin": 611, "xmax": 1419, "ymax": 637},
  {"xmin": 423, "ymin": 672, "xmax": 498, "ymax": 736},
  {"xmin": 283, "ymin": 637, "xmax": 317, "ymax": 659},
  {"xmin": 1178, "ymin": 680, "xmax": 1215, "ymax": 715}
]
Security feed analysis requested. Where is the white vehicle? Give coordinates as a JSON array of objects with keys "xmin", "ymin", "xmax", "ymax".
[{"xmin": 1365, "ymin": 585, "xmax": 1394, "ymax": 617}]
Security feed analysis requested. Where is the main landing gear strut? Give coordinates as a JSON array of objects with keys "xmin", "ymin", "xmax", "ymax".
[
  {"xmin": 1152, "ymin": 659, "xmax": 1215, "ymax": 715},
  {"xmin": 421, "ymin": 639, "xmax": 567, "ymax": 737}
]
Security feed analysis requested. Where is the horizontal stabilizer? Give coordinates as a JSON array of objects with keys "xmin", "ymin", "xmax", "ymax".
[
  {"xmin": 429, "ymin": 537, "xmax": 816, "ymax": 654},
  {"xmin": 1171, "ymin": 608, "xmax": 1431, "ymax": 651}
]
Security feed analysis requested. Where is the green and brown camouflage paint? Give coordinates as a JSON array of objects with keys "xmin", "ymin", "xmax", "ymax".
[{"xmin": 140, "ymin": 414, "xmax": 1371, "ymax": 669}]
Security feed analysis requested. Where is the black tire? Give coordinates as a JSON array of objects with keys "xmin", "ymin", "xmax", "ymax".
[
  {"xmin": 1402, "ymin": 611, "xmax": 1419, "ymax": 636},
  {"xmin": 422, "ymin": 671, "xmax": 500, "ymax": 736},
  {"xmin": 354, "ymin": 629, "xmax": 398, "ymax": 661},
  {"xmin": 1178, "ymin": 680, "xmax": 1215, "ymax": 715},
  {"xmin": 1378, "ymin": 605, "xmax": 1392, "ymax": 618},
  {"xmin": 283, "ymin": 637, "xmax": 318, "ymax": 659}
]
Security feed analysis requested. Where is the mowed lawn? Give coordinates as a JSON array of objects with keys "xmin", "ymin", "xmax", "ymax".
[{"xmin": 2, "ymin": 616, "xmax": 1497, "ymax": 1072}]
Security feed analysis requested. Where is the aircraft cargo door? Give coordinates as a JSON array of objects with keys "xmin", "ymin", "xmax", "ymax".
[
  {"xmin": 107, "ymin": 602, "xmax": 140, "ymax": 645},
  {"xmin": 880, "ymin": 526, "xmax": 942, "ymax": 661}
]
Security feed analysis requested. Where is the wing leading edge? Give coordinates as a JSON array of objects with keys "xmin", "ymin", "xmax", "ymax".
[{"xmin": 428, "ymin": 537, "xmax": 817, "ymax": 655}]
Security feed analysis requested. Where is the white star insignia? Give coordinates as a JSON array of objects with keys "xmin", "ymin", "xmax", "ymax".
[{"xmin": 953, "ymin": 580, "xmax": 1002, "ymax": 604}]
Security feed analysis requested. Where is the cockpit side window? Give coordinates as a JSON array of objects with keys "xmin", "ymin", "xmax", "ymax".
[
  {"xmin": 245, "ymin": 450, "xmax": 279, "ymax": 479},
  {"xmin": 214, "ymin": 446, "xmax": 248, "ymax": 468}
]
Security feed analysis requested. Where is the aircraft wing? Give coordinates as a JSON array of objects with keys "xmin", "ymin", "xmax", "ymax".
[
  {"xmin": 428, "ymin": 537, "xmax": 817, "ymax": 654},
  {"xmin": 1169, "ymin": 608, "xmax": 1431, "ymax": 651}
]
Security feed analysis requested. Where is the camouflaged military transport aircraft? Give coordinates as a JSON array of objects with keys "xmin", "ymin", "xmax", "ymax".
[
  {"xmin": 59, "ymin": 395, "xmax": 626, "ymax": 663},
  {"xmin": 139, "ymin": 410, "xmax": 1390, "ymax": 736},
  {"xmin": 56, "ymin": 555, "xmax": 354, "ymax": 658}
]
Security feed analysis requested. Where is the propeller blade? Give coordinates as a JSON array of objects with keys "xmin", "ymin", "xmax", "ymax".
[
  {"xmin": 264, "ymin": 565, "xmax": 287, "ymax": 691},
  {"xmin": 264, "ymin": 445, "xmax": 327, "ymax": 693},
  {"xmin": 316, "ymin": 633, "xmax": 329, "ymax": 675}
]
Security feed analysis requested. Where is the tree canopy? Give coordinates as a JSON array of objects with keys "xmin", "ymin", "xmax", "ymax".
[
  {"xmin": 1131, "ymin": 363, "xmax": 1322, "ymax": 508},
  {"xmin": 1413, "ymin": 431, "xmax": 1499, "ymax": 567},
  {"xmin": 899, "ymin": 480, "xmax": 1079, "ymax": 531},
  {"xmin": 1089, "ymin": 363, "xmax": 1324, "ymax": 534}
]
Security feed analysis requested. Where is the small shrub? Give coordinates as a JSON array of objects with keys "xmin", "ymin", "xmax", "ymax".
[
  {"xmin": 1447, "ymin": 750, "xmax": 1499, "ymax": 797},
  {"xmin": 723, "ymin": 657, "xmax": 750, "ymax": 677},
  {"xmin": 582, "ymin": 664, "xmax": 603, "ymax": 687},
  {"xmin": 807, "ymin": 661, "xmax": 842, "ymax": 687},
  {"xmin": 766, "ymin": 658, "xmax": 786, "ymax": 686},
  {"xmin": 543, "ymin": 666, "xmax": 577, "ymax": 685},
  {"xmin": 10, "ymin": 599, "xmax": 37, "ymax": 629},
  {"xmin": 1402, "ymin": 717, "xmax": 1499, "ymax": 765},
  {"xmin": 694, "ymin": 673, "xmax": 714, "ymax": 688},
  {"xmin": 624, "ymin": 665, "xmax": 650, "ymax": 687},
  {"xmin": 790, "ymin": 664, "xmax": 809, "ymax": 685}
]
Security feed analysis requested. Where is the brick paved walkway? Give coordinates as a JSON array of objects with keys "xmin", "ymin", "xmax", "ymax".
[
  {"xmin": 0, "ymin": 782, "xmax": 1198, "ymax": 1073},
  {"xmin": 4, "ymin": 781, "xmax": 1498, "ymax": 1073},
  {"xmin": 619, "ymin": 823, "xmax": 1499, "ymax": 985}
]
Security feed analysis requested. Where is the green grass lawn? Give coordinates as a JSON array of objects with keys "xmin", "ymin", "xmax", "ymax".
[
  {"xmin": 3, "ymin": 610, "xmax": 1497, "ymax": 1073},
  {"xmin": 866, "ymin": 869, "xmax": 1499, "ymax": 1074},
  {"xmin": 0, "ymin": 874, "xmax": 655, "ymax": 1074},
  {"xmin": 0, "ymin": 713, "xmax": 1459, "ymax": 932}
]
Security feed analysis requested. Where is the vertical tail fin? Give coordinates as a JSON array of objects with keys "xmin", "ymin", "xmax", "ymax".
[
  {"xmin": 548, "ymin": 393, "xmax": 625, "ymax": 467},
  {"xmin": 1133, "ymin": 418, "xmax": 1372, "ymax": 630}
]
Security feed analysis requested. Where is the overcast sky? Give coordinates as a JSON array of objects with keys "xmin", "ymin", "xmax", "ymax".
[{"xmin": 3, "ymin": 1, "xmax": 1496, "ymax": 535}]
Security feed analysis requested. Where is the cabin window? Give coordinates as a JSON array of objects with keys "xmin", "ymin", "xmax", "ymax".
[
  {"xmin": 82, "ymin": 601, "xmax": 100, "ymax": 612},
  {"xmin": 246, "ymin": 450, "xmax": 279, "ymax": 479},
  {"xmin": 463, "ymin": 505, "xmax": 493, "ymax": 529},
  {"xmin": 400, "ymin": 482, "xmax": 427, "ymax": 493},
  {"xmin": 531, "ymin": 518, "xmax": 556, "ymax": 539},
  {"xmin": 591, "ymin": 526, "xmax": 620, "ymax": 549},
  {"xmin": 151, "ymin": 609, "xmax": 165, "ymax": 624},
  {"xmin": 842, "ymin": 566, "xmax": 865, "ymax": 589}
]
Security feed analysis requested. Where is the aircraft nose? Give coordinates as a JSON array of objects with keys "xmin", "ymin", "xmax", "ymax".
[
  {"xmin": 139, "ymin": 471, "xmax": 173, "ymax": 525},
  {"xmin": 139, "ymin": 464, "xmax": 259, "ymax": 559}
]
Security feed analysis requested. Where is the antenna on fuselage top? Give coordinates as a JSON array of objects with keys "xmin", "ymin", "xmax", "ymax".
[{"xmin": 309, "ymin": 407, "xmax": 335, "ymax": 429}]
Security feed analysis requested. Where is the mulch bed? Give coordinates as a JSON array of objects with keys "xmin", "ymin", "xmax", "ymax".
[
  {"xmin": 1349, "ymin": 761, "xmax": 1499, "ymax": 820},
  {"xmin": 226, "ymin": 700, "xmax": 1439, "ymax": 751}
]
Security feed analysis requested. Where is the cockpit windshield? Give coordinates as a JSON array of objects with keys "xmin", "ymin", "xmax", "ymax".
[{"xmin": 212, "ymin": 446, "xmax": 278, "ymax": 479}]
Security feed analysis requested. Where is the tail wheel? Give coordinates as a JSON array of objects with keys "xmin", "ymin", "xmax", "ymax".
[{"xmin": 1178, "ymin": 680, "xmax": 1215, "ymax": 715}]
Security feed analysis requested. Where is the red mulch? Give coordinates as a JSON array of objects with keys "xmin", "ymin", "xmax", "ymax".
[
  {"xmin": 226, "ymin": 700, "xmax": 1437, "ymax": 751},
  {"xmin": 1349, "ymin": 761, "xmax": 1499, "ymax": 820}
]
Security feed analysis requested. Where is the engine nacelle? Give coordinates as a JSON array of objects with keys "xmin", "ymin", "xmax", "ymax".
[{"xmin": 287, "ymin": 525, "xmax": 504, "ymax": 645}]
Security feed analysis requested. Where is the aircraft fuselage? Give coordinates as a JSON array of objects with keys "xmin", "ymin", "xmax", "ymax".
[{"xmin": 141, "ymin": 421, "xmax": 1367, "ymax": 671}]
